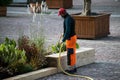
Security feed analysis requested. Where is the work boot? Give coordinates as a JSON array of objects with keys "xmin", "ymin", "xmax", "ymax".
[
  {"xmin": 65, "ymin": 70, "xmax": 74, "ymax": 74},
  {"xmin": 65, "ymin": 68, "xmax": 77, "ymax": 74},
  {"xmin": 70, "ymin": 65, "xmax": 77, "ymax": 73},
  {"xmin": 73, "ymin": 67, "xmax": 77, "ymax": 73}
]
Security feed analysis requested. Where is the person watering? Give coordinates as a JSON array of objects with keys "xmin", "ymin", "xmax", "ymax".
[{"xmin": 58, "ymin": 8, "xmax": 77, "ymax": 74}]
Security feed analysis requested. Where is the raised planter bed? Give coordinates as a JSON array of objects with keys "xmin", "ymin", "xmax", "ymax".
[
  {"xmin": 4, "ymin": 47, "xmax": 95, "ymax": 80},
  {"xmin": 46, "ymin": 0, "xmax": 73, "ymax": 9},
  {"xmin": 46, "ymin": 47, "xmax": 95, "ymax": 72},
  {"xmin": 72, "ymin": 13, "xmax": 111, "ymax": 39}
]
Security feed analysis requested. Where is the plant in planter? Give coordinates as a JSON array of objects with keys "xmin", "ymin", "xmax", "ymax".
[
  {"xmin": 0, "ymin": 37, "xmax": 32, "ymax": 79},
  {"xmin": 18, "ymin": 35, "xmax": 48, "ymax": 70},
  {"xmin": 0, "ymin": 0, "xmax": 13, "ymax": 16},
  {"xmin": 50, "ymin": 36, "xmax": 80, "ymax": 53},
  {"xmin": 72, "ymin": 0, "xmax": 110, "ymax": 39},
  {"xmin": 51, "ymin": 42, "xmax": 79, "ymax": 53}
]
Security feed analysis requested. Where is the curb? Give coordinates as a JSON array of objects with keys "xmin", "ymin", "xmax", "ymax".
[{"xmin": 4, "ymin": 67, "xmax": 57, "ymax": 80}]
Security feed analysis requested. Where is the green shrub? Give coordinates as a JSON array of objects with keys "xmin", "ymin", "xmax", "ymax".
[
  {"xmin": 16, "ymin": 63, "xmax": 33, "ymax": 74},
  {"xmin": 0, "ymin": 38, "xmax": 26, "ymax": 67},
  {"xmin": 50, "ymin": 35, "xmax": 80, "ymax": 53},
  {"xmin": 76, "ymin": 42, "xmax": 80, "ymax": 49},
  {"xmin": 18, "ymin": 35, "xmax": 47, "ymax": 70},
  {"xmin": 51, "ymin": 42, "xmax": 80, "ymax": 53},
  {"xmin": 0, "ymin": 38, "xmax": 27, "ymax": 76},
  {"xmin": 51, "ymin": 42, "xmax": 66, "ymax": 53}
]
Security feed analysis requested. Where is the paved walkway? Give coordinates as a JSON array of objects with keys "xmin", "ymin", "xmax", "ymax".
[{"xmin": 0, "ymin": 0, "xmax": 120, "ymax": 80}]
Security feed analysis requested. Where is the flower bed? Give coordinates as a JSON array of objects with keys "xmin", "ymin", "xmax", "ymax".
[
  {"xmin": 4, "ymin": 47, "xmax": 95, "ymax": 80},
  {"xmin": 0, "ymin": 36, "xmax": 49, "ymax": 80}
]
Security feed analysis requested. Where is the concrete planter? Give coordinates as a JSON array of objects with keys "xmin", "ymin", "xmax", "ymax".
[
  {"xmin": 72, "ymin": 13, "xmax": 111, "ymax": 39},
  {"xmin": 4, "ymin": 47, "xmax": 95, "ymax": 80},
  {"xmin": 46, "ymin": 47, "xmax": 95, "ymax": 72},
  {"xmin": 46, "ymin": 0, "xmax": 73, "ymax": 9},
  {"xmin": 0, "ymin": 7, "xmax": 7, "ymax": 16}
]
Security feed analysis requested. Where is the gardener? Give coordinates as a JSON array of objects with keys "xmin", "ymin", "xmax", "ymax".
[{"xmin": 58, "ymin": 8, "xmax": 77, "ymax": 74}]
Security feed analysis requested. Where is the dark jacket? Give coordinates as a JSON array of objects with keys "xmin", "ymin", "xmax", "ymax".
[{"xmin": 62, "ymin": 13, "xmax": 76, "ymax": 42}]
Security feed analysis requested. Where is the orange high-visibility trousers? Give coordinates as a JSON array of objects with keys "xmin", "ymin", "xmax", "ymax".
[{"xmin": 66, "ymin": 35, "xmax": 77, "ymax": 66}]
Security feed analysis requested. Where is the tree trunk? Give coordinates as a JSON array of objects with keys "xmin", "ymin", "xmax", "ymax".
[{"xmin": 81, "ymin": 0, "xmax": 91, "ymax": 16}]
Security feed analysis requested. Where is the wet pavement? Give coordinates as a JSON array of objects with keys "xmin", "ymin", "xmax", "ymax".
[{"xmin": 0, "ymin": 0, "xmax": 120, "ymax": 80}]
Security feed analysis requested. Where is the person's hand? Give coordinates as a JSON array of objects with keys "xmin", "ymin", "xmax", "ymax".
[
  {"xmin": 60, "ymin": 33, "xmax": 63, "ymax": 38},
  {"xmin": 59, "ymin": 39, "xmax": 63, "ymax": 44},
  {"xmin": 59, "ymin": 33, "xmax": 63, "ymax": 44},
  {"xmin": 62, "ymin": 33, "xmax": 63, "ymax": 36}
]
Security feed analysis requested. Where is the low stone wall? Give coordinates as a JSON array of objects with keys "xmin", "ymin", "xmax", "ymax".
[{"xmin": 46, "ymin": 47, "xmax": 95, "ymax": 72}]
